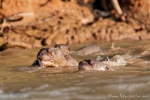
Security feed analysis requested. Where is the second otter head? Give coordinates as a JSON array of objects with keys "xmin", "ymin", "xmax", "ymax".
[{"xmin": 78, "ymin": 60, "xmax": 112, "ymax": 71}]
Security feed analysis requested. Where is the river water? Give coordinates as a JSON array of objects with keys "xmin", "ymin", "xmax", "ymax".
[{"xmin": 0, "ymin": 40, "xmax": 150, "ymax": 100}]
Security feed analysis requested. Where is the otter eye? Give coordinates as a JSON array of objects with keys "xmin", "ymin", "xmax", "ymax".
[
  {"xmin": 47, "ymin": 49, "xmax": 51, "ymax": 53},
  {"xmin": 46, "ymin": 49, "xmax": 53, "ymax": 56},
  {"xmin": 105, "ymin": 66, "xmax": 109, "ymax": 70},
  {"xmin": 68, "ymin": 47, "xmax": 70, "ymax": 50},
  {"xmin": 89, "ymin": 60, "xmax": 94, "ymax": 65},
  {"xmin": 86, "ymin": 60, "xmax": 92, "ymax": 65},
  {"xmin": 58, "ymin": 46, "xmax": 61, "ymax": 49},
  {"xmin": 64, "ymin": 55, "xmax": 68, "ymax": 59}
]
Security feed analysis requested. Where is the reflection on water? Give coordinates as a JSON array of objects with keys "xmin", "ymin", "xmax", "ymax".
[{"xmin": 0, "ymin": 40, "xmax": 150, "ymax": 100}]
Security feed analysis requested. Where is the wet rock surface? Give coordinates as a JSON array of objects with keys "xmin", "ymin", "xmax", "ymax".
[{"xmin": 0, "ymin": 0, "xmax": 149, "ymax": 50}]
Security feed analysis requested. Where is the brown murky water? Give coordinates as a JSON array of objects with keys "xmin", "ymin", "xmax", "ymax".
[{"xmin": 0, "ymin": 40, "xmax": 150, "ymax": 100}]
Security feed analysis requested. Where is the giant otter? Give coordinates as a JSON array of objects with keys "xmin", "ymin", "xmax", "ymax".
[
  {"xmin": 54, "ymin": 44, "xmax": 104, "ymax": 56},
  {"xmin": 74, "ymin": 45, "xmax": 104, "ymax": 56},
  {"xmin": 32, "ymin": 47, "xmax": 78, "ymax": 68},
  {"xmin": 78, "ymin": 60, "xmax": 114, "ymax": 71}
]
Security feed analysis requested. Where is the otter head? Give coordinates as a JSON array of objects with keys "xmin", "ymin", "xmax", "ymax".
[
  {"xmin": 36, "ymin": 48, "xmax": 58, "ymax": 68},
  {"xmin": 36, "ymin": 47, "xmax": 78, "ymax": 68},
  {"xmin": 78, "ymin": 60, "xmax": 95, "ymax": 70},
  {"xmin": 78, "ymin": 60, "xmax": 112, "ymax": 71}
]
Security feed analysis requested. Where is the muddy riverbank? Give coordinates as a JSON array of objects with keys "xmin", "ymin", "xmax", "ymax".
[{"xmin": 0, "ymin": 0, "xmax": 149, "ymax": 50}]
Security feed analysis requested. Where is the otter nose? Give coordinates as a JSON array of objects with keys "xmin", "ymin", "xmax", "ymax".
[
  {"xmin": 79, "ymin": 62, "xmax": 83, "ymax": 66},
  {"xmin": 87, "ymin": 60, "xmax": 94, "ymax": 65}
]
